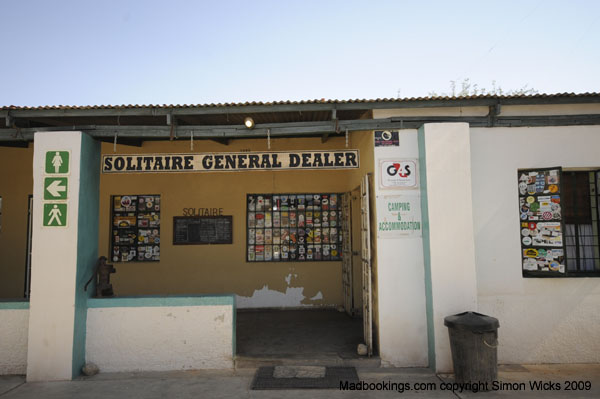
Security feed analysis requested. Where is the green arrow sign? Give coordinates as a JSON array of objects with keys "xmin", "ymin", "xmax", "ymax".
[
  {"xmin": 45, "ymin": 151, "xmax": 70, "ymax": 174},
  {"xmin": 43, "ymin": 203, "xmax": 67, "ymax": 227},
  {"xmin": 44, "ymin": 177, "xmax": 68, "ymax": 200}
]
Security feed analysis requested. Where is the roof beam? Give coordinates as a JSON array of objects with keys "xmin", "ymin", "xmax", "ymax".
[
  {"xmin": 95, "ymin": 137, "xmax": 144, "ymax": 147},
  {"xmin": 0, "ymin": 141, "xmax": 29, "ymax": 148},
  {"xmin": 322, "ymin": 109, "xmax": 338, "ymax": 143},
  {"xmin": 2, "ymin": 114, "xmax": 600, "ymax": 142}
]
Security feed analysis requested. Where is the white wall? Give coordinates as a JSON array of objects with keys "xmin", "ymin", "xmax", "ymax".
[
  {"xmin": 236, "ymin": 286, "xmax": 328, "ymax": 309},
  {"xmin": 419, "ymin": 123, "xmax": 479, "ymax": 372},
  {"xmin": 0, "ymin": 308, "xmax": 28, "ymax": 375},
  {"xmin": 471, "ymin": 125, "xmax": 600, "ymax": 364},
  {"xmin": 374, "ymin": 107, "xmax": 489, "ymax": 118},
  {"xmin": 86, "ymin": 305, "xmax": 234, "ymax": 371},
  {"xmin": 500, "ymin": 103, "xmax": 600, "ymax": 116},
  {"xmin": 372, "ymin": 129, "xmax": 428, "ymax": 367}
]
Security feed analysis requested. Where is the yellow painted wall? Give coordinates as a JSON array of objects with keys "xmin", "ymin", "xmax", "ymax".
[
  {"xmin": 99, "ymin": 134, "xmax": 374, "ymax": 307},
  {"xmin": 0, "ymin": 145, "xmax": 33, "ymax": 298}
]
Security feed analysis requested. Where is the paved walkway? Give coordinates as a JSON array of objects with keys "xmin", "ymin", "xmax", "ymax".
[{"xmin": 1, "ymin": 364, "xmax": 599, "ymax": 398}]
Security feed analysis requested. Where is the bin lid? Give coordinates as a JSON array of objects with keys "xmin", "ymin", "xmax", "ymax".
[{"xmin": 444, "ymin": 311, "xmax": 499, "ymax": 332}]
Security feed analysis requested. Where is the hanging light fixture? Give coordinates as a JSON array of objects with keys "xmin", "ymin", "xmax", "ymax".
[{"xmin": 244, "ymin": 117, "xmax": 255, "ymax": 129}]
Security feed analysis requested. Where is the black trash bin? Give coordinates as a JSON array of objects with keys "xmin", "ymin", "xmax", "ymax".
[{"xmin": 444, "ymin": 311, "xmax": 499, "ymax": 386}]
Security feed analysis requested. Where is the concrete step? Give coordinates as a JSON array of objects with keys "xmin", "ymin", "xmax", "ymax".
[{"xmin": 235, "ymin": 353, "xmax": 381, "ymax": 369}]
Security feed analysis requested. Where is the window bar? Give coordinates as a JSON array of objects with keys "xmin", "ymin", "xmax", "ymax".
[
  {"xmin": 591, "ymin": 171, "xmax": 600, "ymax": 271},
  {"xmin": 585, "ymin": 172, "xmax": 594, "ymax": 270},
  {"xmin": 572, "ymin": 172, "xmax": 581, "ymax": 271}
]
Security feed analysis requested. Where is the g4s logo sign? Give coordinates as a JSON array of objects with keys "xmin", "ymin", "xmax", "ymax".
[
  {"xmin": 380, "ymin": 160, "xmax": 418, "ymax": 188},
  {"xmin": 386, "ymin": 162, "xmax": 412, "ymax": 178}
]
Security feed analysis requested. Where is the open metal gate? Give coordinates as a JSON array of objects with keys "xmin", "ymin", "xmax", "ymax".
[
  {"xmin": 361, "ymin": 174, "xmax": 373, "ymax": 356},
  {"xmin": 341, "ymin": 192, "xmax": 353, "ymax": 316}
]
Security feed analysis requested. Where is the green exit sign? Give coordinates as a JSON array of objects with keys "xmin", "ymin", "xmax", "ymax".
[
  {"xmin": 44, "ymin": 177, "xmax": 68, "ymax": 200},
  {"xmin": 43, "ymin": 203, "xmax": 67, "ymax": 227}
]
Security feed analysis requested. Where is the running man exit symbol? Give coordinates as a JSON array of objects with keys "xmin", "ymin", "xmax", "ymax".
[
  {"xmin": 44, "ymin": 177, "xmax": 68, "ymax": 200},
  {"xmin": 45, "ymin": 151, "xmax": 70, "ymax": 174},
  {"xmin": 43, "ymin": 203, "xmax": 67, "ymax": 227}
]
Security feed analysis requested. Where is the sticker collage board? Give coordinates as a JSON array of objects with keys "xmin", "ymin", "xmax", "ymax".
[
  {"xmin": 111, "ymin": 195, "xmax": 161, "ymax": 262},
  {"xmin": 518, "ymin": 168, "xmax": 565, "ymax": 275},
  {"xmin": 247, "ymin": 194, "xmax": 342, "ymax": 262}
]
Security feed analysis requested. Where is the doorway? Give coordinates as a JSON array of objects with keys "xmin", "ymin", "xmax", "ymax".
[
  {"xmin": 236, "ymin": 309, "xmax": 362, "ymax": 359},
  {"xmin": 236, "ymin": 175, "xmax": 375, "ymax": 364}
]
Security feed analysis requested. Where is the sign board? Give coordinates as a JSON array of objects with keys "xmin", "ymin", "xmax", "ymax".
[
  {"xmin": 42, "ymin": 150, "xmax": 70, "ymax": 228},
  {"xmin": 246, "ymin": 193, "xmax": 343, "ymax": 262},
  {"xmin": 374, "ymin": 130, "xmax": 399, "ymax": 147},
  {"xmin": 43, "ymin": 203, "xmax": 67, "ymax": 227},
  {"xmin": 45, "ymin": 151, "xmax": 70, "ymax": 174},
  {"xmin": 517, "ymin": 167, "xmax": 565, "ymax": 276},
  {"xmin": 173, "ymin": 216, "xmax": 233, "ymax": 245},
  {"xmin": 44, "ymin": 177, "xmax": 68, "ymax": 200},
  {"xmin": 111, "ymin": 195, "xmax": 161, "ymax": 262},
  {"xmin": 102, "ymin": 150, "xmax": 359, "ymax": 173},
  {"xmin": 379, "ymin": 159, "xmax": 418, "ymax": 189},
  {"xmin": 376, "ymin": 193, "xmax": 421, "ymax": 238}
]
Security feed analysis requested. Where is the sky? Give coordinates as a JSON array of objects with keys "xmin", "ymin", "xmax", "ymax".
[{"xmin": 1, "ymin": 0, "xmax": 598, "ymax": 106}]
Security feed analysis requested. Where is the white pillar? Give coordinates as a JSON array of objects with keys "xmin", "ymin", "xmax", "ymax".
[
  {"xmin": 27, "ymin": 131, "xmax": 100, "ymax": 381},
  {"xmin": 373, "ymin": 130, "xmax": 428, "ymax": 367},
  {"xmin": 418, "ymin": 123, "xmax": 478, "ymax": 373}
]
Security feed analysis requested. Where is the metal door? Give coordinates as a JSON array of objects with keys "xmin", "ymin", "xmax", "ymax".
[
  {"xmin": 24, "ymin": 195, "xmax": 33, "ymax": 298},
  {"xmin": 341, "ymin": 193, "xmax": 353, "ymax": 316},
  {"xmin": 361, "ymin": 174, "xmax": 373, "ymax": 356}
]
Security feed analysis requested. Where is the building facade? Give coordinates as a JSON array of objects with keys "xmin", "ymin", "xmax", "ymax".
[{"xmin": 1, "ymin": 94, "xmax": 599, "ymax": 380}]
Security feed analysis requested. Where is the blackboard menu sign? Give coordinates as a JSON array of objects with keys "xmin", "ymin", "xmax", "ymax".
[{"xmin": 173, "ymin": 216, "xmax": 233, "ymax": 245}]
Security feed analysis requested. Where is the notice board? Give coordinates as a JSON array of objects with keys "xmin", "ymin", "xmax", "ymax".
[{"xmin": 173, "ymin": 216, "xmax": 233, "ymax": 245}]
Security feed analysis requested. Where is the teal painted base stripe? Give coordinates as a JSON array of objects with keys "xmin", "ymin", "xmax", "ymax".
[
  {"xmin": 0, "ymin": 300, "xmax": 30, "ymax": 309},
  {"xmin": 418, "ymin": 126, "xmax": 436, "ymax": 371},
  {"xmin": 72, "ymin": 133, "xmax": 101, "ymax": 379},
  {"xmin": 87, "ymin": 294, "xmax": 235, "ymax": 308},
  {"xmin": 232, "ymin": 297, "xmax": 237, "ymax": 358}
]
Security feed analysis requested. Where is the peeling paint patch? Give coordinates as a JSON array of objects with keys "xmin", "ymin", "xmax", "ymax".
[
  {"xmin": 310, "ymin": 291, "xmax": 323, "ymax": 301},
  {"xmin": 285, "ymin": 274, "xmax": 293, "ymax": 285},
  {"xmin": 236, "ymin": 285, "xmax": 308, "ymax": 308}
]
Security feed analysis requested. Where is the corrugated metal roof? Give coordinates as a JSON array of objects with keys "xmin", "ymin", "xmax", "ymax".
[{"xmin": 2, "ymin": 92, "xmax": 599, "ymax": 110}]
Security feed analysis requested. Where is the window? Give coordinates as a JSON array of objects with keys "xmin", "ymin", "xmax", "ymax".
[
  {"xmin": 246, "ymin": 193, "xmax": 343, "ymax": 262},
  {"xmin": 562, "ymin": 171, "xmax": 600, "ymax": 275},
  {"xmin": 518, "ymin": 167, "xmax": 600, "ymax": 277}
]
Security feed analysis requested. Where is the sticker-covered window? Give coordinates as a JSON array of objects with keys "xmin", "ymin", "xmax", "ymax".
[
  {"xmin": 247, "ymin": 193, "xmax": 342, "ymax": 262},
  {"xmin": 518, "ymin": 168, "xmax": 565, "ymax": 276},
  {"xmin": 518, "ymin": 167, "xmax": 600, "ymax": 277},
  {"xmin": 110, "ymin": 194, "xmax": 160, "ymax": 262}
]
